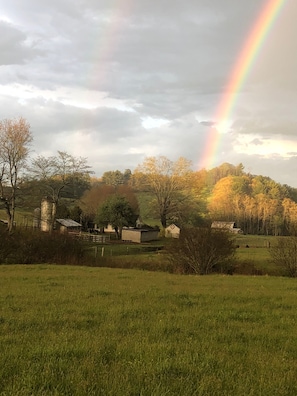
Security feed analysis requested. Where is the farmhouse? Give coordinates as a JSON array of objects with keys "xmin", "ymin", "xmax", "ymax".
[
  {"xmin": 211, "ymin": 221, "xmax": 243, "ymax": 234},
  {"xmin": 104, "ymin": 224, "xmax": 117, "ymax": 233},
  {"xmin": 55, "ymin": 219, "xmax": 82, "ymax": 235},
  {"xmin": 165, "ymin": 223, "xmax": 180, "ymax": 238},
  {"xmin": 121, "ymin": 227, "xmax": 159, "ymax": 243}
]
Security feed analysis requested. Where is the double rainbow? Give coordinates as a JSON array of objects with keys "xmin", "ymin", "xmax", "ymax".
[{"xmin": 201, "ymin": 0, "xmax": 287, "ymax": 169}]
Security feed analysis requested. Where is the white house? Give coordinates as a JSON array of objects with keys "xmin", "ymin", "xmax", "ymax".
[{"xmin": 165, "ymin": 224, "xmax": 180, "ymax": 238}]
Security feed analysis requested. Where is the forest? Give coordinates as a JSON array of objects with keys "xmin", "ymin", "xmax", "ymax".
[
  {"xmin": 6, "ymin": 158, "xmax": 297, "ymax": 237},
  {"xmin": 82, "ymin": 161, "xmax": 297, "ymax": 237}
]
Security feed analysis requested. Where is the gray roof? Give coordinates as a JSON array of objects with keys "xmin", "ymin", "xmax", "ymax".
[
  {"xmin": 211, "ymin": 221, "xmax": 235, "ymax": 229},
  {"xmin": 122, "ymin": 227, "xmax": 159, "ymax": 233},
  {"xmin": 56, "ymin": 219, "xmax": 82, "ymax": 227}
]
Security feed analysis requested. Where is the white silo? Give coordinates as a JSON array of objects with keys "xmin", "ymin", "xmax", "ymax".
[{"xmin": 40, "ymin": 197, "xmax": 54, "ymax": 232}]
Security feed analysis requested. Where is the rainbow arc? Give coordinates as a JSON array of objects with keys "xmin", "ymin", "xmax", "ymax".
[{"xmin": 200, "ymin": 0, "xmax": 287, "ymax": 169}]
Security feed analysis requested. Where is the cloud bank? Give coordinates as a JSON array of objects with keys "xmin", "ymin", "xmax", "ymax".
[{"xmin": 1, "ymin": 0, "xmax": 297, "ymax": 186}]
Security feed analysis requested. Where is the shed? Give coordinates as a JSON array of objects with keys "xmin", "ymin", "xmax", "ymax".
[
  {"xmin": 165, "ymin": 223, "xmax": 180, "ymax": 238},
  {"xmin": 55, "ymin": 219, "xmax": 82, "ymax": 235},
  {"xmin": 0, "ymin": 219, "xmax": 8, "ymax": 228},
  {"xmin": 121, "ymin": 228, "xmax": 159, "ymax": 243},
  {"xmin": 211, "ymin": 221, "xmax": 243, "ymax": 234}
]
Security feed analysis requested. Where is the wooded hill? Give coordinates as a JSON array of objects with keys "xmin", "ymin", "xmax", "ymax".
[
  {"xmin": 4, "ymin": 159, "xmax": 297, "ymax": 237},
  {"xmin": 201, "ymin": 163, "xmax": 297, "ymax": 236},
  {"xmin": 67, "ymin": 161, "xmax": 297, "ymax": 237}
]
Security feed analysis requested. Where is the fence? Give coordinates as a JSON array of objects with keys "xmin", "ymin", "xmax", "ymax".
[{"xmin": 80, "ymin": 233, "xmax": 111, "ymax": 243}]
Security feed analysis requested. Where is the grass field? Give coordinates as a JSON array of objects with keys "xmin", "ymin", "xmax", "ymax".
[
  {"xmin": 1, "ymin": 265, "xmax": 297, "ymax": 395},
  {"xmin": 87, "ymin": 234, "xmax": 280, "ymax": 276}
]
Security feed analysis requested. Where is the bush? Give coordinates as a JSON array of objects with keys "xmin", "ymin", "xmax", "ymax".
[
  {"xmin": 0, "ymin": 229, "xmax": 90, "ymax": 265},
  {"xmin": 233, "ymin": 259, "xmax": 263, "ymax": 275},
  {"xmin": 166, "ymin": 227, "xmax": 236, "ymax": 275},
  {"xmin": 94, "ymin": 256, "xmax": 175, "ymax": 272},
  {"xmin": 270, "ymin": 236, "xmax": 297, "ymax": 277}
]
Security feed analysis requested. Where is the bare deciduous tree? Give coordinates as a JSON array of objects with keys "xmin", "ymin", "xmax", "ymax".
[
  {"xmin": 29, "ymin": 151, "xmax": 92, "ymax": 230},
  {"xmin": 270, "ymin": 236, "xmax": 297, "ymax": 277},
  {"xmin": 133, "ymin": 156, "xmax": 192, "ymax": 228},
  {"xmin": 166, "ymin": 227, "xmax": 236, "ymax": 275},
  {"xmin": 0, "ymin": 117, "xmax": 32, "ymax": 232}
]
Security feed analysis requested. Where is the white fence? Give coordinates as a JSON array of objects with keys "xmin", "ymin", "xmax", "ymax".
[{"xmin": 80, "ymin": 233, "xmax": 111, "ymax": 243}]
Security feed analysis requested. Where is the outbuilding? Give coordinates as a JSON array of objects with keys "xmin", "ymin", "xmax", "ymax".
[
  {"xmin": 165, "ymin": 223, "xmax": 180, "ymax": 238},
  {"xmin": 121, "ymin": 228, "xmax": 159, "ymax": 243},
  {"xmin": 211, "ymin": 221, "xmax": 243, "ymax": 234},
  {"xmin": 55, "ymin": 219, "xmax": 82, "ymax": 235}
]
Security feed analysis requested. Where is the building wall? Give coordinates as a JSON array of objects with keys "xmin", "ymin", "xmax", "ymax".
[
  {"xmin": 56, "ymin": 224, "xmax": 81, "ymax": 235},
  {"xmin": 104, "ymin": 224, "xmax": 116, "ymax": 233},
  {"xmin": 165, "ymin": 224, "xmax": 180, "ymax": 238},
  {"xmin": 141, "ymin": 230, "xmax": 159, "ymax": 242},
  {"xmin": 122, "ymin": 229, "xmax": 141, "ymax": 243},
  {"xmin": 58, "ymin": 225, "xmax": 67, "ymax": 234},
  {"xmin": 122, "ymin": 229, "xmax": 159, "ymax": 243}
]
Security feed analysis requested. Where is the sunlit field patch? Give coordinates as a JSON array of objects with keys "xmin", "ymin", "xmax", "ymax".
[{"xmin": 1, "ymin": 265, "xmax": 297, "ymax": 395}]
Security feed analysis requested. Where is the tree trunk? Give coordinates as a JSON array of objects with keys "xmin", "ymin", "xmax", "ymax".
[
  {"xmin": 1, "ymin": 197, "xmax": 13, "ymax": 232},
  {"xmin": 160, "ymin": 214, "xmax": 167, "ymax": 229}
]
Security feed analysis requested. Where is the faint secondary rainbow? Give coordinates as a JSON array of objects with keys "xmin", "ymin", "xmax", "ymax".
[
  {"xmin": 85, "ymin": 0, "xmax": 133, "ymax": 91},
  {"xmin": 200, "ymin": 0, "xmax": 287, "ymax": 169}
]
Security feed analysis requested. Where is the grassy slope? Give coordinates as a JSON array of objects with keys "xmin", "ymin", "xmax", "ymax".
[
  {"xmin": 1, "ymin": 265, "xmax": 297, "ymax": 395},
  {"xmin": 0, "ymin": 208, "xmax": 34, "ymax": 227}
]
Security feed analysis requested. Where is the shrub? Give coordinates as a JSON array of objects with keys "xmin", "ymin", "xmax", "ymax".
[
  {"xmin": 270, "ymin": 236, "xmax": 297, "ymax": 277},
  {"xmin": 233, "ymin": 259, "xmax": 263, "ymax": 275},
  {"xmin": 166, "ymin": 227, "xmax": 236, "ymax": 275},
  {"xmin": 0, "ymin": 229, "xmax": 89, "ymax": 265},
  {"xmin": 95, "ymin": 256, "xmax": 175, "ymax": 272}
]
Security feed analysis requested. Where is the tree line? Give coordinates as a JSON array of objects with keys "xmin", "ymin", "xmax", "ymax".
[{"xmin": 1, "ymin": 117, "xmax": 297, "ymax": 236}]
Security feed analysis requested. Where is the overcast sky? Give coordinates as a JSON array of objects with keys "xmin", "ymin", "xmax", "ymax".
[{"xmin": 1, "ymin": 0, "xmax": 297, "ymax": 186}]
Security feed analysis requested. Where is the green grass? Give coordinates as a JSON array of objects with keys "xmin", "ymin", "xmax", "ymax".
[
  {"xmin": 233, "ymin": 235, "xmax": 281, "ymax": 275},
  {"xmin": 235, "ymin": 234, "xmax": 275, "ymax": 248},
  {"xmin": 136, "ymin": 192, "xmax": 161, "ymax": 227},
  {"xmin": 86, "ymin": 236, "xmax": 279, "ymax": 275},
  {"xmin": 0, "ymin": 208, "xmax": 34, "ymax": 227},
  {"xmin": 89, "ymin": 241, "xmax": 165, "ymax": 256},
  {"xmin": 1, "ymin": 265, "xmax": 297, "ymax": 395}
]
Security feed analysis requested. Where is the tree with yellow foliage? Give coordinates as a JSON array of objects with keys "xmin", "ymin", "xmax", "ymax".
[{"xmin": 133, "ymin": 156, "xmax": 192, "ymax": 228}]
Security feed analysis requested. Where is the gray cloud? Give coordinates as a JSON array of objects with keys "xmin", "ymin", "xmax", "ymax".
[
  {"xmin": 0, "ymin": 21, "xmax": 40, "ymax": 65},
  {"xmin": 199, "ymin": 121, "xmax": 216, "ymax": 127},
  {"xmin": 0, "ymin": 1, "xmax": 297, "ymax": 186}
]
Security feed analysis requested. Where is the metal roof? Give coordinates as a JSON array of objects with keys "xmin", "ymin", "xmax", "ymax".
[{"xmin": 56, "ymin": 219, "xmax": 82, "ymax": 227}]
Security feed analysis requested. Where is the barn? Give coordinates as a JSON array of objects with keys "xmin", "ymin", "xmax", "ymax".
[
  {"xmin": 211, "ymin": 221, "xmax": 243, "ymax": 234},
  {"xmin": 55, "ymin": 219, "xmax": 82, "ymax": 235},
  {"xmin": 121, "ymin": 228, "xmax": 159, "ymax": 243}
]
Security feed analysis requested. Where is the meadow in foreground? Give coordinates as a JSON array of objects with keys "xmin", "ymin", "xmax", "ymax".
[{"xmin": 1, "ymin": 265, "xmax": 297, "ymax": 395}]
